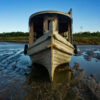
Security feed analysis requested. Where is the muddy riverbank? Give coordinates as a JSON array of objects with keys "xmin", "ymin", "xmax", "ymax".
[
  {"xmin": 0, "ymin": 42, "xmax": 100, "ymax": 100},
  {"xmin": 0, "ymin": 63, "xmax": 100, "ymax": 100}
]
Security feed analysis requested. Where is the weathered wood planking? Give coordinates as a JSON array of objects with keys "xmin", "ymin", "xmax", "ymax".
[
  {"xmin": 28, "ymin": 33, "xmax": 74, "ymax": 80},
  {"xmin": 30, "ymin": 49, "xmax": 52, "ymax": 75},
  {"xmin": 52, "ymin": 48, "xmax": 71, "ymax": 67},
  {"xmin": 27, "ymin": 38, "xmax": 51, "ymax": 55},
  {"xmin": 28, "ymin": 10, "xmax": 74, "ymax": 81}
]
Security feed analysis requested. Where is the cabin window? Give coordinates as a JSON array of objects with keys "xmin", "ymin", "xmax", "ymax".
[
  {"xmin": 48, "ymin": 20, "xmax": 51, "ymax": 31},
  {"xmin": 58, "ymin": 21, "xmax": 68, "ymax": 39},
  {"xmin": 34, "ymin": 19, "xmax": 43, "ymax": 40}
]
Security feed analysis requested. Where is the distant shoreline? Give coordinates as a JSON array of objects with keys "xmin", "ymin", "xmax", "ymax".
[
  {"xmin": 73, "ymin": 41, "xmax": 100, "ymax": 45},
  {"xmin": 0, "ymin": 31, "xmax": 100, "ymax": 45},
  {"xmin": 0, "ymin": 40, "xmax": 28, "ymax": 43},
  {"xmin": 0, "ymin": 40, "xmax": 100, "ymax": 45}
]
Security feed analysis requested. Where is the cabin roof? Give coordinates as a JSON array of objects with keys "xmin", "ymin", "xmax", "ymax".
[{"xmin": 29, "ymin": 10, "xmax": 72, "ymax": 25}]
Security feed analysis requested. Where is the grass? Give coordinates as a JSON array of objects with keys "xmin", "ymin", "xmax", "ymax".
[
  {"xmin": 73, "ymin": 35, "xmax": 100, "ymax": 45},
  {"xmin": 0, "ymin": 36, "xmax": 29, "ymax": 43}
]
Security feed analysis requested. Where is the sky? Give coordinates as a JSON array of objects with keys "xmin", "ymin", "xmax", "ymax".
[{"xmin": 0, "ymin": 0, "xmax": 100, "ymax": 33}]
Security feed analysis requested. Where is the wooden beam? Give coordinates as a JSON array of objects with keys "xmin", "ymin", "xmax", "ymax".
[
  {"xmin": 43, "ymin": 16, "xmax": 48, "ymax": 34},
  {"xmin": 29, "ymin": 22, "xmax": 34, "ymax": 45},
  {"xmin": 70, "ymin": 20, "xmax": 73, "ymax": 44},
  {"xmin": 68, "ymin": 21, "xmax": 71, "ymax": 42}
]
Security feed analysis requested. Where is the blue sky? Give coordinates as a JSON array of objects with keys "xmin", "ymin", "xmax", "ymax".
[{"xmin": 0, "ymin": 0, "xmax": 100, "ymax": 33}]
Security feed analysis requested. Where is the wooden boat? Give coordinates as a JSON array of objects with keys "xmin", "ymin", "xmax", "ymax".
[{"xmin": 27, "ymin": 9, "xmax": 75, "ymax": 81}]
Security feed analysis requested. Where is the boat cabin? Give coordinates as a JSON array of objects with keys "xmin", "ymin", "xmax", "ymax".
[{"xmin": 29, "ymin": 9, "xmax": 73, "ymax": 45}]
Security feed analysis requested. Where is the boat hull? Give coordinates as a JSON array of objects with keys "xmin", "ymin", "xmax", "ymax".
[{"xmin": 27, "ymin": 33, "xmax": 74, "ymax": 81}]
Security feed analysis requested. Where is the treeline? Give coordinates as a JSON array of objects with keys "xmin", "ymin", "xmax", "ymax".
[
  {"xmin": 0, "ymin": 31, "xmax": 100, "ymax": 44},
  {"xmin": 0, "ymin": 31, "xmax": 100, "ymax": 37},
  {"xmin": 73, "ymin": 32, "xmax": 100, "ymax": 44},
  {"xmin": 73, "ymin": 31, "xmax": 100, "ymax": 37},
  {"xmin": 0, "ymin": 32, "xmax": 29, "ymax": 37}
]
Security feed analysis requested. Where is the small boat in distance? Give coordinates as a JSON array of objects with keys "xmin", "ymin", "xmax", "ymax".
[{"xmin": 27, "ymin": 9, "xmax": 75, "ymax": 81}]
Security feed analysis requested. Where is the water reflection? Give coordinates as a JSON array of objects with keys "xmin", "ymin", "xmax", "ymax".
[
  {"xmin": 53, "ymin": 63, "xmax": 72, "ymax": 83},
  {"xmin": 26, "ymin": 63, "xmax": 72, "ymax": 84},
  {"xmin": 27, "ymin": 63, "xmax": 50, "ymax": 82},
  {"xmin": 23, "ymin": 63, "xmax": 80, "ymax": 100}
]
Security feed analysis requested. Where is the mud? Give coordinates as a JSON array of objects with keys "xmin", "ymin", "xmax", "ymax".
[{"xmin": 0, "ymin": 42, "xmax": 100, "ymax": 100}]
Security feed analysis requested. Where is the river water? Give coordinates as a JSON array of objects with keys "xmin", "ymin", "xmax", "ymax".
[{"xmin": 0, "ymin": 42, "xmax": 100, "ymax": 100}]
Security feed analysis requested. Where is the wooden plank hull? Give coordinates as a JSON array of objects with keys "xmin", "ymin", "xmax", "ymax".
[{"xmin": 27, "ymin": 33, "xmax": 74, "ymax": 81}]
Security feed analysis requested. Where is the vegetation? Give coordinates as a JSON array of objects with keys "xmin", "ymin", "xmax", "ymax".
[
  {"xmin": 0, "ymin": 32, "xmax": 29, "ymax": 37},
  {"xmin": 0, "ymin": 32, "xmax": 29, "ymax": 43},
  {"xmin": 73, "ymin": 31, "xmax": 100, "ymax": 44},
  {"xmin": 0, "ymin": 31, "xmax": 100, "ymax": 44}
]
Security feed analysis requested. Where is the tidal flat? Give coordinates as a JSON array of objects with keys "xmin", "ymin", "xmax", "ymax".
[{"xmin": 0, "ymin": 42, "xmax": 100, "ymax": 100}]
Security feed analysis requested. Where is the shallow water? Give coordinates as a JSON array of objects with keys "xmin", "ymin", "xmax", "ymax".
[
  {"xmin": 0, "ymin": 42, "xmax": 31, "ymax": 98},
  {"xmin": 70, "ymin": 45, "xmax": 100, "ymax": 81},
  {"xmin": 0, "ymin": 42, "xmax": 100, "ymax": 100}
]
